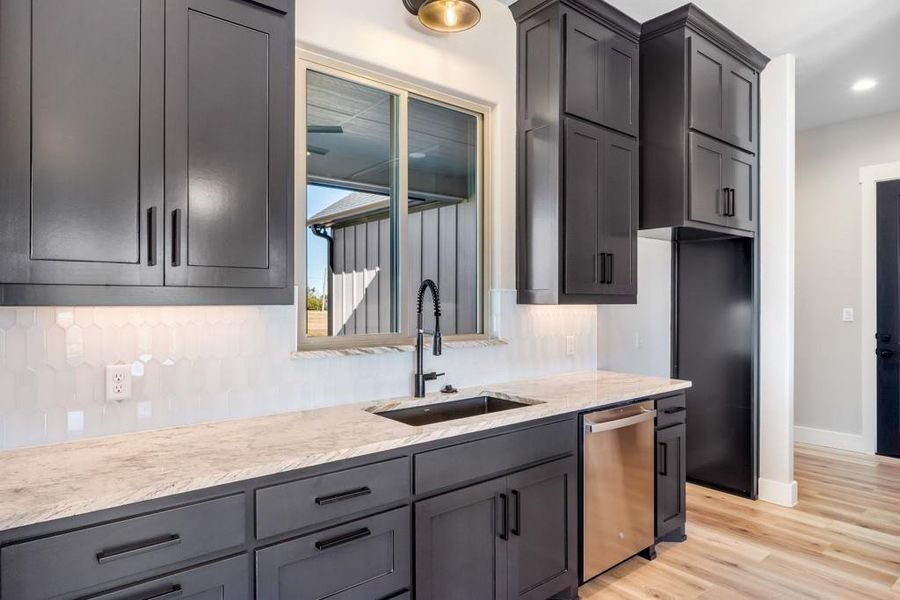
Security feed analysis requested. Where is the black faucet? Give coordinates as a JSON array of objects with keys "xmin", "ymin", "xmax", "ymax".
[{"xmin": 414, "ymin": 279, "xmax": 443, "ymax": 397}]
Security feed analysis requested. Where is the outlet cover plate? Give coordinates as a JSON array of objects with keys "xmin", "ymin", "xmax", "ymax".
[{"xmin": 106, "ymin": 364, "xmax": 133, "ymax": 402}]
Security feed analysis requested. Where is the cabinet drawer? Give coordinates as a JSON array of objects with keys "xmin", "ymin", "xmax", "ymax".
[
  {"xmin": 414, "ymin": 419, "xmax": 575, "ymax": 494},
  {"xmin": 656, "ymin": 394, "xmax": 687, "ymax": 429},
  {"xmin": 0, "ymin": 494, "xmax": 245, "ymax": 600},
  {"xmin": 86, "ymin": 554, "xmax": 248, "ymax": 600},
  {"xmin": 256, "ymin": 457, "xmax": 409, "ymax": 540},
  {"xmin": 255, "ymin": 506, "xmax": 411, "ymax": 599}
]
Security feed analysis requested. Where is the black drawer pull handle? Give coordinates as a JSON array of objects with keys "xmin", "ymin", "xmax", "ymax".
[
  {"xmin": 498, "ymin": 493, "xmax": 509, "ymax": 541},
  {"xmin": 147, "ymin": 207, "xmax": 157, "ymax": 266},
  {"xmin": 314, "ymin": 486, "xmax": 372, "ymax": 505},
  {"xmin": 96, "ymin": 534, "xmax": 181, "ymax": 564},
  {"xmin": 171, "ymin": 208, "xmax": 182, "ymax": 267},
  {"xmin": 134, "ymin": 585, "xmax": 184, "ymax": 600},
  {"xmin": 511, "ymin": 489, "xmax": 521, "ymax": 537},
  {"xmin": 658, "ymin": 442, "xmax": 668, "ymax": 476},
  {"xmin": 315, "ymin": 527, "xmax": 371, "ymax": 551},
  {"xmin": 662, "ymin": 406, "xmax": 686, "ymax": 415}
]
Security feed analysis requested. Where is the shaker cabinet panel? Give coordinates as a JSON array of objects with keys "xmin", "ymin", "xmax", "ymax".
[
  {"xmin": 688, "ymin": 133, "xmax": 728, "ymax": 228},
  {"xmin": 564, "ymin": 119, "xmax": 637, "ymax": 298},
  {"xmin": 507, "ymin": 459, "xmax": 576, "ymax": 600},
  {"xmin": 656, "ymin": 423, "xmax": 687, "ymax": 538},
  {"xmin": 725, "ymin": 147, "xmax": 757, "ymax": 233},
  {"xmin": 415, "ymin": 477, "xmax": 508, "ymax": 600},
  {"xmin": 564, "ymin": 11, "xmax": 638, "ymax": 136},
  {"xmin": 0, "ymin": 0, "xmax": 164, "ymax": 286},
  {"xmin": 165, "ymin": 0, "xmax": 292, "ymax": 289},
  {"xmin": 689, "ymin": 35, "xmax": 757, "ymax": 153}
]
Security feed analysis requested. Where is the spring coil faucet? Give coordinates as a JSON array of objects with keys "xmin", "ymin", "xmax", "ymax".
[{"xmin": 414, "ymin": 279, "xmax": 443, "ymax": 397}]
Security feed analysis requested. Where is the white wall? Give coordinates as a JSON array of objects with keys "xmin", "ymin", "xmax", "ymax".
[
  {"xmin": 795, "ymin": 109, "xmax": 900, "ymax": 450},
  {"xmin": 0, "ymin": 1, "xmax": 602, "ymax": 450},
  {"xmin": 759, "ymin": 54, "xmax": 797, "ymax": 507},
  {"xmin": 597, "ymin": 238, "xmax": 671, "ymax": 378}
]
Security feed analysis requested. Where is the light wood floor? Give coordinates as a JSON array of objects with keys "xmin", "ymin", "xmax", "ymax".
[{"xmin": 580, "ymin": 443, "xmax": 900, "ymax": 599}]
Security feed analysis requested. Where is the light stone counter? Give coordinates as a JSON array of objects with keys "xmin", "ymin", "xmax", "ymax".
[{"xmin": 0, "ymin": 370, "xmax": 689, "ymax": 531}]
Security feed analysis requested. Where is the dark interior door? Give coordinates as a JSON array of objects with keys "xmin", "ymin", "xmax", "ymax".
[
  {"xmin": 165, "ymin": 0, "xmax": 291, "ymax": 289},
  {"xmin": 0, "ymin": 0, "xmax": 164, "ymax": 286},
  {"xmin": 876, "ymin": 179, "xmax": 900, "ymax": 457},
  {"xmin": 676, "ymin": 237, "xmax": 755, "ymax": 496}
]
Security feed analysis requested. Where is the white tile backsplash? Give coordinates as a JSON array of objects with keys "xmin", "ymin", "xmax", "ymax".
[{"xmin": 0, "ymin": 290, "xmax": 597, "ymax": 449}]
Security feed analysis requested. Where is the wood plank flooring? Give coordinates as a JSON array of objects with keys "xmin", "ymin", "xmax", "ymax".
[{"xmin": 580, "ymin": 443, "xmax": 900, "ymax": 599}]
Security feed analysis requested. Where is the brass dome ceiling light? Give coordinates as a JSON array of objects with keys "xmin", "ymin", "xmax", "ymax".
[{"xmin": 403, "ymin": 0, "xmax": 481, "ymax": 33}]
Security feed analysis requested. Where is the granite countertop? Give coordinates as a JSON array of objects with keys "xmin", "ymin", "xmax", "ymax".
[{"xmin": 0, "ymin": 370, "xmax": 690, "ymax": 531}]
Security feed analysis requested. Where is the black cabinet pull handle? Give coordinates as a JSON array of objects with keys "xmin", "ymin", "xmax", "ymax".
[
  {"xmin": 606, "ymin": 253, "xmax": 614, "ymax": 284},
  {"xmin": 171, "ymin": 209, "xmax": 182, "ymax": 267},
  {"xmin": 96, "ymin": 534, "xmax": 181, "ymax": 564},
  {"xmin": 135, "ymin": 585, "xmax": 184, "ymax": 600},
  {"xmin": 315, "ymin": 527, "xmax": 371, "ymax": 551},
  {"xmin": 147, "ymin": 207, "xmax": 157, "ymax": 267},
  {"xmin": 511, "ymin": 489, "xmax": 521, "ymax": 537},
  {"xmin": 658, "ymin": 442, "xmax": 668, "ymax": 476},
  {"xmin": 498, "ymin": 493, "xmax": 509, "ymax": 541},
  {"xmin": 663, "ymin": 406, "xmax": 686, "ymax": 415},
  {"xmin": 314, "ymin": 486, "xmax": 372, "ymax": 505}
]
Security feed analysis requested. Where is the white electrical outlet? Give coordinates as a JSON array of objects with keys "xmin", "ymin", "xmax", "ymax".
[
  {"xmin": 634, "ymin": 332, "xmax": 642, "ymax": 349},
  {"xmin": 566, "ymin": 335, "xmax": 576, "ymax": 356},
  {"xmin": 842, "ymin": 308, "xmax": 854, "ymax": 323},
  {"xmin": 106, "ymin": 364, "xmax": 133, "ymax": 402}
]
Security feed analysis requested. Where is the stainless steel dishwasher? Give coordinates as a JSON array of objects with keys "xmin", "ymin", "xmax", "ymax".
[{"xmin": 582, "ymin": 400, "xmax": 656, "ymax": 581}]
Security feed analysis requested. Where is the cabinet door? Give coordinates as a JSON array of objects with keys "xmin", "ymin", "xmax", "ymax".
[
  {"xmin": 688, "ymin": 133, "xmax": 728, "ymax": 228},
  {"xmin": 415, "ymin": 477, "xmax": 508, "ymax": 600},
  {"xmin": 165, "ymin": 0, "xmax": 291, "ymax": 289},
  {"xmin": 689, "ymin": 35, "xmax": 757, "ymax": 152},
  {"xmin": 507, "ymin": 459, "xmax": 577, "ymax": 600},
  {"xmin": 0, "ymin": 0, "xmax": 164, "ymax": 286},
  {"xmin": 564, "ymin": 11, "xmax": 638, "ymax": 136},
  {"xmin": 87, "ymin": 555, "xmax": 248, "ymax": 600},
  {"xmin": 656, "ymin": 424, "xmax": 687, "ymax": 538},
  {"xmin": 601, "ymin": 130, "xmax": 638, "ymax": 297},
  {"xmin": 256, "ymin": 507, "xmax": 410, "ymax": 600},
  {"xmin": 564, "ymin": 119, "xmax": 637, "ymax": 297},
  {"xmin": 725, "ymin": 146, "xmax": 757, "ymax": 233}
]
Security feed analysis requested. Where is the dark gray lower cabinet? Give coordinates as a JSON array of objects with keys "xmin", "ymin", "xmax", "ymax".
[
  {"xmin": 87, "ymin": 555, "xmax": 249, "ymax": 600},
  {"xmin": 255, "ymin": 507, "xmax": 410, "ymax": 600},
  {"xmin": 415, "ymin": 458, "xmax": 576, "ymax": 600},
  {"xmin": 415, "ymin": 477, "xmax": 508, "ymax": 600},
  {"xmin": 656, "ymin": 423, "xmax": 687, "ymax": 540},
  {"xmin": 507, "ymin": 459, "xmax": 576, "ymax": 600}
]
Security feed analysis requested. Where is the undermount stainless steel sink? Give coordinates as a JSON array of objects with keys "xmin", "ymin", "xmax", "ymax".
[{"xmin": 375, "ymin": 396, "xmax": 536, "ymax": 426}]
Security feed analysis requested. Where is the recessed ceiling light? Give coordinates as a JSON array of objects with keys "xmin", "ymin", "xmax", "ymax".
[
  {"xmin": 409, "ymin": 152, "xmax": 427, "ymax": 159},
  {"xmin": 851, "ymin": 78, "xmax": 878, "ymax": 92}
]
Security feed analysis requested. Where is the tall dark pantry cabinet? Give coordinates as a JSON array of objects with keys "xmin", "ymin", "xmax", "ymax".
[{"xmin": 640, "ymin": 5, "xmax": 769, "ymax": 498}]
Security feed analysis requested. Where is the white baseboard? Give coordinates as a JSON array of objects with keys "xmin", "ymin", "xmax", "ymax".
[
  {"xmin": 758, "ymin": 477, "xmax": 798, "ymax": 507},
  {"xmin": 794, "ymin": 425, "xmax": 870, "ymax": 453}
]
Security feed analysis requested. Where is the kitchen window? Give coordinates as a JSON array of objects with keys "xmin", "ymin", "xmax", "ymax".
[{"xmin": 297, "ymin": 54, "xmax": 489, "ymax": 351}]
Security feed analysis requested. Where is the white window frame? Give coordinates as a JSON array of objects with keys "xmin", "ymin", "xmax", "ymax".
[{"xmin": 295, "ymin": 50, "xmax": 492, "ymax": 352}]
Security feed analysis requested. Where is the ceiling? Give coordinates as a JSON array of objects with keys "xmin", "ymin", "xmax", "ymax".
[{"xmin": 497, "ymin": 0, "xmax": 900, "ymax": 130}]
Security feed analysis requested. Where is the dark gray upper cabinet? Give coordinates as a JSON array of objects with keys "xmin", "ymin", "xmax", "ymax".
[
  {"xmin": 565, "ymin": 10, "xmax": 639, "ymax": 136},
  {"xmin": 165, "ymin": 0, "xmax": 291, "ymax": 291},
  {"xmin": 639, "ymin": 4, "xmax": 767, "ymax": 237},
  {"xmin": 689, "ymin": 35, "xmax": 758, "ymax": 153},
  {"xmin": 511, "ymin": 0, "xmax": 640, "ymax": 305},
  {"xmin": 0, "ymin": 0, "xmax": 164, "ymax": 288},
  {"xmin": 564, "ymin": 119, "xmax": 637, "ymax": 298},
  {"xmin": 0, "ymin": 0, "xmax": 294, "ymax": 305}
]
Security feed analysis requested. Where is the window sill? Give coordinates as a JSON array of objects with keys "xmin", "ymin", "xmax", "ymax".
[{"xmin": 290, "ymin": 336, "xmax": 508, "ymax": 360}]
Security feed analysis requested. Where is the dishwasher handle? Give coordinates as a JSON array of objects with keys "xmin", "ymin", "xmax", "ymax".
[{"xmin": 583, "ymin": 408, "xmax": 656, "ymax": 434}]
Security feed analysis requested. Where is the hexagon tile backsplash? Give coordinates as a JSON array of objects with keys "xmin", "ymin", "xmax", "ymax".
[{"xmin": 0, "ymin": 291, "xmax": 598, "ymax": 450}]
